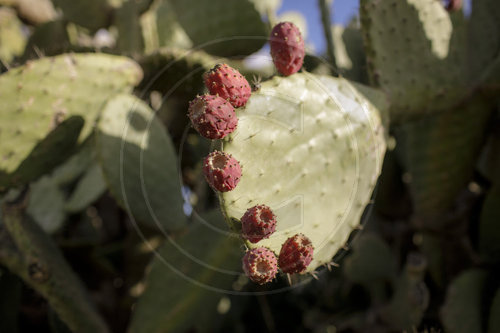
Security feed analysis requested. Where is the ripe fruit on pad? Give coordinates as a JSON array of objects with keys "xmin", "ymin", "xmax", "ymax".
[
  {"xmin": 270, "ymin": 21, "xmax": 305, "ymax": 76},
  {"xmin": 241, "ymin": 204, "xmax": 277, "ymax": 243},
  {"xmin": 188, "ymin": 94, "xmax": 237, "ymax": 139},
  {"xmin": 242, "ymin": 247, "xmax": 278, "ymax": 285},
  {"xmin": 278, "ymin": 233, "xmax": 314, "ymax": 274},
  {"xmin": 203, "ymin": 151, "xmax": 241, "ymax": 192},
  {"xmin": 204, "ymin": 63, "xmax": 251, "ymax": 108}
]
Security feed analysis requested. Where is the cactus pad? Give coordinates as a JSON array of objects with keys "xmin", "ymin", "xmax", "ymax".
[
  {"xmin": 394, "ymin": 98, "xmax": 492, "ymax": 217},
  {"xmin": 95, "ymin": 94, "xmax": 186, "ymax": 231},
  {"xmin": 0, "ymin": 53, "xmax": 142, "ymax": 187},
  {"xmin": 441, "ymin": 269, "xmax": 486, "ymax": 333},
  {"xmin": 168, "ymin": 0, "xmax": 267, "ymax": 57},
  {"xmin": 219, "ymin": 73, "xmax": 387, "ymax": 273},
  {"xmin": 360, "ymin": 0, "xmax": 466, "ymax": 122},
  {"xmin": 0, "ymin": 8, "xmax": 26, "ymax": 64}
]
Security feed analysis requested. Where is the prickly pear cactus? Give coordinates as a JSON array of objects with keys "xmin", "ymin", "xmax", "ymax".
[
  {"xmin": 168, "ymin": 0, "xmax": 267, "ymax": 57},
  {"xmin": 219, "ymin": 72, "xmax": 387, "ymax": 273},
  {"xmin": 360, "ymin": 0, "xmax": 466, "ymax": 122},
  {"xmin": 0, "ymin": 53, "xmax": 142, "ymax": 188}
]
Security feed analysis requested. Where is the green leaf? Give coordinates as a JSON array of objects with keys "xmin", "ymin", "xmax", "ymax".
[
  {"xmin": 128, "ymin": 209, "xmax": 242, "ymax": 333},
  {"xmin": 96, "ymin": 94, "xmax": 186, "ymax": 231}
]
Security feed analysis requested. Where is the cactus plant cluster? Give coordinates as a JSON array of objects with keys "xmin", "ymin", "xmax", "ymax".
[{"xmin": 0, "ymin": 0, "xmax": 499, "ymax": 332}]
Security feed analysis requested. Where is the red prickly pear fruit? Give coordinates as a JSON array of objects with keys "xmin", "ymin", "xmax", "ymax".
[
  {"xmin": 203, "ymin": 63, "xmax": 252, "ymax": 108},
  {"xmin": 270, "ymin": 21, "xmax": 305, "ymax": 76},
  {"xmin": 278, "ymin": 233, "xmax": 314, "ymax": 274},
  {"xmin": 445, "ymin": 0, "xmax": 462, "ymax": 11},
  {"xmin": 241, "ymin": 204, "xmax": 277, "ymax": 243},
  {"xmin": 188, "ymin": 94, "xmax": 237, "ymax": 139},
  {"xmin": 242, "ymin": 247, "xmax": 278, "ymax": 285},
  {"xmin": 203, "ymin": 151, "xmax": 242, "ymax": 192}
]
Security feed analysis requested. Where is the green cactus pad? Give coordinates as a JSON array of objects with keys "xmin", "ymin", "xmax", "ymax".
[
  {"xmin": 441, "ymin": 269, "xmax": 486, "ymax": 333},
  {"xmin": 360, "ymin": 0, "xmax": 466, "ymax": 122},
  {"xmin": 115, "ymin": 0, "xmax": 144, "ymax": 55},
  {"xmin": 138, "ymin": 47, "xmax": 215, "ymax": 100},
  {"xmin": 22, "ymin": 20, "xmax": 70, "ymax": 60},
  {"xmin": 1, "ymin": 199, "xmax": 109, "ymax": 333},
  {"xmin": 64, "ymin": 162, "xmax": 107, "ymax": 213},
  {"xmin": 381, "ymin": 253, "xmax": 429, "ymax": 331},
  {"xmin": 51, "ymin": 0, "xmax": 112, "ymax": 32},
  {"xmin": 489, "ymin": 287, "xmax": 500, "ymax": 333},
  {"xmin": 128, "ymin": 209, "xmax": 241, "ymax": 333},
  {"xmin": 332, "ymin": 23, "xmax": 368, "ymax": 83},
  {"xmin": 169, "ymin": 0, "xmax": 267, "ymax": 57},
  {"xmin": 95, "ymin": 94, "xmax": 186, "ymax": 231},
  {"xmin": 394, "ymin": 98, "xmax": 492, "ymax": 217},
  {"xmin": 0, "ymin": 8, "xmax": 26, "ymax": 64},
  {"xmin": 467, "ymin": 0, "xmax": 500, "ymax": 85},
  {"xmin": 219, "ymin": 73, "xmax": 387, "ymax": 273},
  {"xmin": 27, "ymin": 175, "xmax": 66, "ymax": 234},
  {"xmin": 478, "ymin": 185, "xmax": 500, "ymax": 261},
  {"xmin": 343, "ymin": 233, "xmax": 397, "ymax": 284},
  {"xmin": 0, "ymin": 53, "xmax": 142, "ymax": 188}
]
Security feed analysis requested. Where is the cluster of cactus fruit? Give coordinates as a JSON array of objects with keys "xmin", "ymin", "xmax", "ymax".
[{"xmin": 188, "ymin": 22, "xmax": 314, "ymax": 284}]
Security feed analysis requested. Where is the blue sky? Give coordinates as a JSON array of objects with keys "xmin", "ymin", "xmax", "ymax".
[{"xmin": 278, "ymin": 0, "xmax": 472, "ymax": 54}]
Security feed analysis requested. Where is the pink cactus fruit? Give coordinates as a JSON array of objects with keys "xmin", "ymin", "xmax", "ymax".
[
  {"xmin": 203, "ymin": 63, "xmax": 252, "ymax": 108},
  {"xmin": 270, "ymin": 22, "xmax": 305, "ymax": 76},
  {"xmin": 241, "ymin": 204, "xmax": 277, "ymax": 243},
  {"xmin": 278, "ymin": 233, "xmax": 314, "ymax": 274},
  {"xmin": 202, "ymin": 151, "xmax": 241, "ymax": 192},
  {"xmin": 188, "ymin": 94, "xmax": 237, "ymax": 139},
  {"xmin": 242, "ymin": 247, "xmax": 278, "ymax": 285}
]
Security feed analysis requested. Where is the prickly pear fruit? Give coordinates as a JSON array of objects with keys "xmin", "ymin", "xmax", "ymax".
[
  {"xmin": 242, "ymin": 247, "xmax": 278, "ymax": 285},
  {"xmin": 270, "ymin": 21, "xmax": 305, "ymax": 76},
  {"xmin": 203, "ymin": 63, "xmax": 252, "ymax": 108},
  {"xmin": 188, "ymin": 94, "xmax": 237, "ymax": 139},
  {"xmin": 241, "ymin": 204, "xmax": 277, "ymax": 243},
  {"xmin": 278, "ymin": 233, "xmax": 314, "ymax": 274},
  {"xmin": 203, "ymin": 151, "xmax": 241, "ymax": 192},
  {"xmin": 445, "ymin": 0, "xmax": 462, "ymax": 11}
]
